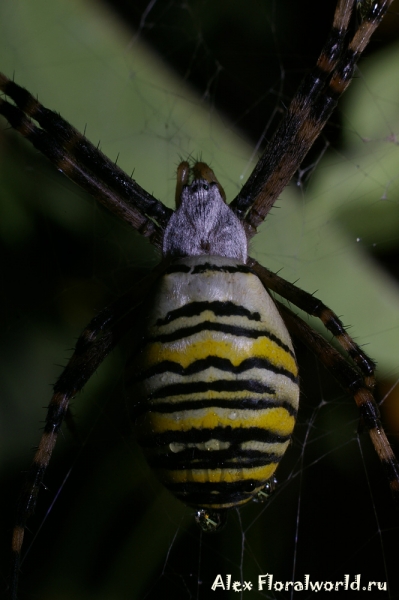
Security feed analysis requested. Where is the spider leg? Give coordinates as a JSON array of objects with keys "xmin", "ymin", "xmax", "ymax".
[
  {"xmin": 8, "ymin": 262, "xmax": 168, "ymax": 600},
  {"xmin": 277, "ymin": 301, "xmax": 399, "ymax": 504},
  {"xmin": 248, "ymin": 258, "xmax": 376, "ymax": 387},
  {"xmin": 231, "ymin": 0, "xmax": 394, "ymax": 236},
  {"xmin": 0, "ymin": 72, "xmax": 172, "ymax": 247}
]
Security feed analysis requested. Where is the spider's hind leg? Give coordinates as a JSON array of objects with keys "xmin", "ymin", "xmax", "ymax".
[
  {"xmin": 248, "ymin": 258, "xmax": 376, "ymax": 388},
  {"xmin": 247, "ymin": 257, "xmax": 399, "ymax": 504},
  {"xmin": 277, "ymin": 301, "xmax": 399, "ymax": 505},
  {"xmin": 9, "ymin": 261, "xmax": 168, "ymax": 600}
]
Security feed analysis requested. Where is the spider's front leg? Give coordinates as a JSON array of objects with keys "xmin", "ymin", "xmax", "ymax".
[
  {"xmin": 230, "ymin": 0, "xmax": 394, "ymax": 235},
  {"xmin": 0, "ymin": 72, "xmax": 172, "ymax": 244},
  {"xmin": 8, "ymin": 264, "xmax": 167, "ymax": 600}
]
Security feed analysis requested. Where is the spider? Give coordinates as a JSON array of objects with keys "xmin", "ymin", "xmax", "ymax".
[{"xmin": 1, "ymin": 0, "xmax": 398, "ymax": 597}]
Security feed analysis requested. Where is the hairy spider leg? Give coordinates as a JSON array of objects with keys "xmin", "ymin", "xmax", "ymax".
[
  {"xmin": 8, "ymin": 265, "xmax": 167, "ymax": 600},
  {"xmin": 249, "ymin": 259, "xmax": 376, "ymax": 387},
  {"xmin": 0, "ymin": 72, "xmax": 171, "ymax": 246},
  {"xmin": 230, "ymin": 0, "xmax": 394, "ymax": 235},
  {"xmin": 278, "ymin": 302, "xmax": 399, "ymax": 503}
]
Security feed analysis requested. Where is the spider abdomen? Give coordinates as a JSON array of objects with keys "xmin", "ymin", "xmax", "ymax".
[{"xmin": 127, "ymin": 255, "xmax": 299, "ymax": 510}]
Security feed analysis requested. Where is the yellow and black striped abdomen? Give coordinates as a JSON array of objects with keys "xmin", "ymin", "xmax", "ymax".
[{"xmin": 126, "ymin": 256, "xmax": 299, "ymax": 510}]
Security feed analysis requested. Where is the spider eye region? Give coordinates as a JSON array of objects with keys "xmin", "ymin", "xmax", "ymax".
[
  {"xmin": 163, "ymin": 163, "xmax": 247, "ymax": 261},
  {"xmin": 190, "ymin": 181, "xmax": 209, "ymax": 193}
]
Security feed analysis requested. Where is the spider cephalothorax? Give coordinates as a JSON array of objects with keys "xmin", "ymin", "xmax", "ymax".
[{"xmin": 163, "ymin": 162, "xmax": 248, "ymax": 261}]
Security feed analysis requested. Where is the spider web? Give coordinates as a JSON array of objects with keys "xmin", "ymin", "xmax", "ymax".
[{"xmin": 1, "ymin": 0, "xmax": 399, "ymax": 598}]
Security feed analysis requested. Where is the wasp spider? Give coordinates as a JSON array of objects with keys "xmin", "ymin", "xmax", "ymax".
[{"xmin": 1, "ymin": 0, "xmax": 398, "ymax": 597}]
